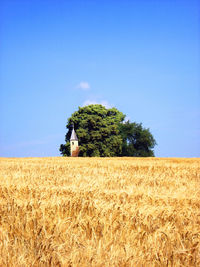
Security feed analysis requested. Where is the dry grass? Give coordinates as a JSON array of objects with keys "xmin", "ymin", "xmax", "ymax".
[{"xmin": 0, "ymin": 157, "xmax": 199, "ymax": 266}]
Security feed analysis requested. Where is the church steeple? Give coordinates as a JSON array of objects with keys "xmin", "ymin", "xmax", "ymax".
[
  {"xmin": 70, "ymin": 124, "xmax": 79, "ymax": 156},
  {"xmin": 70, "ymin": 124, "xmax": 78, "ymax": 141}
]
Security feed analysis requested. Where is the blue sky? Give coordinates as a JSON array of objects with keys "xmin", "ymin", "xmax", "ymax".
[{"xmin": 0, "ymin": 0, "xmax": 199, "ymax": 157}]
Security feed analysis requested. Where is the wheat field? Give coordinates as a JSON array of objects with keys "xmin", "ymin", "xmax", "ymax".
[{"xmin": 0, "ymin": 157, "xmax": 199, "ymax": 266}]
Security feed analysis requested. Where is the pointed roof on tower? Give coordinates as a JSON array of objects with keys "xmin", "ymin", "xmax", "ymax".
[{"xmin": 70, "ymin": 125, "xmax": 78, "ymax": 141}]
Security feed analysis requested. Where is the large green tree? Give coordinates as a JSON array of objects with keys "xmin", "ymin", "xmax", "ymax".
[
  {"xmin": 60, "ymin": 105, "xmax": 125, "ymax": 157},
  {"xmin": 60, "ymin": 104, "xmax": 157, "ymax": 157},
  {"xmin": 119, "ymin": 121, "xmax": 157, "ymax": 157}
]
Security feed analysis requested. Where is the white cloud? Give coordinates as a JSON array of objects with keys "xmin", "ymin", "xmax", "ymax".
[
  {"xmin": 124, "ymin": 116, "xmax": 131, "ymax": 123},
  {"xmin": 82, "ymin": 99, "xmax": 112, "ymax": 109},
  {"xmin": 76, "ymin": 81, "xmax": 90, "ymax": 90}
]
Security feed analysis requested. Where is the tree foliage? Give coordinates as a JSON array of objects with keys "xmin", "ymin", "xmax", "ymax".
[
  {"xmin": 119, "ymin": 121, "xmax": 157, "ymax": 157},
  {"xmin": 60, "ymin": 104, "xmax": 156, "ymax": 157},
  {"xmin": 60, "ymin": 105, "xmax": 125, "ymax": 157}
]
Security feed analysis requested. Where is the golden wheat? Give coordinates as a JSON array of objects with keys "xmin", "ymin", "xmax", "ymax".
[{"xmin": 0, "ymin": 157, "xmax": 199, "ymax": 266}]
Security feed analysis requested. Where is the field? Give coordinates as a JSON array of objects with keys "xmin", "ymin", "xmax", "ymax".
[{"xmin": 0, "ymin": 157, "xmax": 199, "ymax": 266}]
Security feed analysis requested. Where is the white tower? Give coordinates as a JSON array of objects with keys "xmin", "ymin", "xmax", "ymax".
[{"xmin": 70, "ymin": 125, "xmax": 79, "ymax": 157}]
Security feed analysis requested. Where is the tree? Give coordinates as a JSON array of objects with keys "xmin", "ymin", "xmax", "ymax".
[
  {"xmin": 60, "ymin": 105, "xmax": 125, "ymax": 157},
  {"xmin": 119, "ymin": 121, "xmax": 157, "ymax": 157},
  {"xmin": 60, "ymin": 104, "xmax": 157, "ymax": 157}
]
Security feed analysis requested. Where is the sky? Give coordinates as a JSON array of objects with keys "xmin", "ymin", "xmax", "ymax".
[{"xmin": 0, "ymin": 0, "xmax": 199, "ymax": 158}]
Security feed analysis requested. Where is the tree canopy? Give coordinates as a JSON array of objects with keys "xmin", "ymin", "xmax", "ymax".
[
  {"xmin": 60, "ymin": 104, "xmax": 156, "ymax": 157},
  {"xmin": 119, "ymin": 121, "xmax": 157, "ymax": 157}
]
